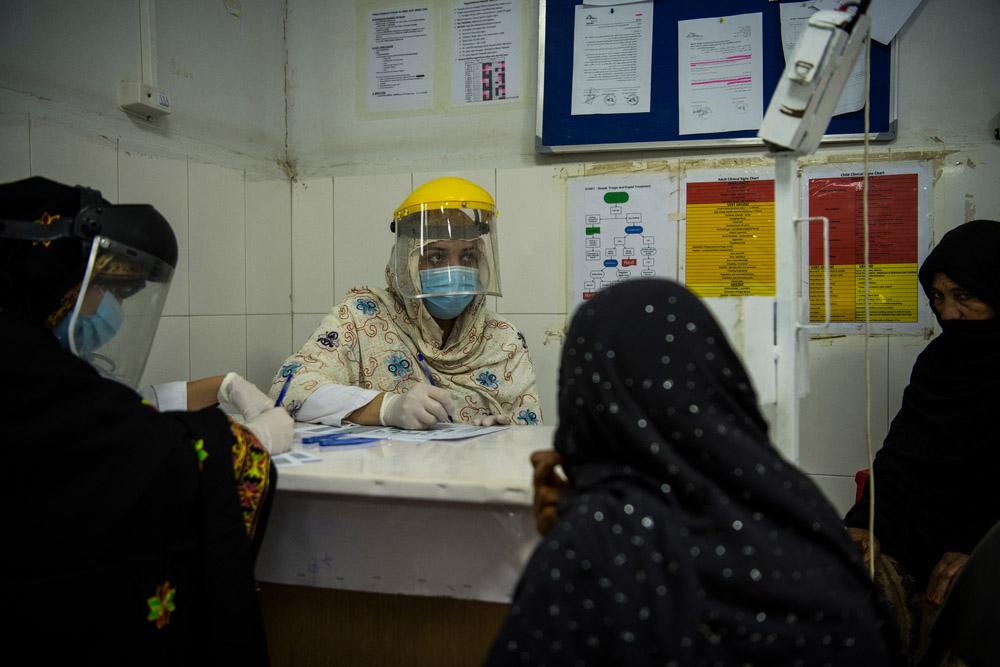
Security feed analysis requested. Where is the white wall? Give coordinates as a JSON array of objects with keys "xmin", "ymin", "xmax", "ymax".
[
  {"xmin": 285, "ymin": 0, "xmax": 540, "ymax": 177},
  {"xmin": 0, "ymin": 1, "xmax": 294, "ymax": 392},
  {"xmin": 0, "ymin": 0, "xmax": 288, "ymax": 169}
]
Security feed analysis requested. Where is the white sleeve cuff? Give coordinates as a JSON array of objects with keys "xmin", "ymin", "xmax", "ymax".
[
  {"xmin": 138, "ymin": 381, "xmax": 188, "ymax": 412},
  {"xmin": 295, "ymin": 383, "xmax": 381, "ymax": 425}
]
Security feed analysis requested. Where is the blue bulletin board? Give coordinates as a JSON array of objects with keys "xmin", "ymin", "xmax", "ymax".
[{"xmin": 536, "ymin": 0, "xmax": 896, "ymax": 153}]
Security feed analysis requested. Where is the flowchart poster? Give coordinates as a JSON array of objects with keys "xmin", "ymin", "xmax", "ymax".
[
  {"xmin": 682, "ymin": 168, "xmax": 775, "ymax": 297},
  {"xmin": 568, "ymin": 174, "xmax": 678, "ymax": 312},
  {"xmin": 803, "ymin": 161, "xmax": 932, "ymax": 331}
]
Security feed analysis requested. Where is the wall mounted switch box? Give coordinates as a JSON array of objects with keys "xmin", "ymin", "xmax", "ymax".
[{"xmin": 119, "ymin": 81, "xmax": 171, "ymax": 120}]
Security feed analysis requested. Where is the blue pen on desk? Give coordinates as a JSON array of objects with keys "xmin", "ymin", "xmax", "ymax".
[
  {"xmin": 416, "ymin": 352, "xmax": 454, "ymax": 423},
  {"xmin": 274, "ymin": 373, "xmax": 294, "ymax": 408},
  {"xmin": 302, "ymin": 434, "xmax": 382, "ymax": 447}
]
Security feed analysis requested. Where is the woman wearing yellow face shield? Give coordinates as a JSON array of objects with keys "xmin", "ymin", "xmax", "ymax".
[{"xmin": 270, "ymin": 177, "xmax": 542, "ymax": 429}]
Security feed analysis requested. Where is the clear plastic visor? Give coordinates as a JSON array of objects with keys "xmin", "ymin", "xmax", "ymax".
[
  {"xmin": 391, "ymin": 205, "xmax": 501, "ymax": 299},
  {"xmin": 65, "ymin": 236, "xmax": 173, "ymax": 388}
]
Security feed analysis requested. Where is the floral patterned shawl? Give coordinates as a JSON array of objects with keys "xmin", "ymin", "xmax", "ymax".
[{"xmin": 272, "ymin": 260, "xmax": 542, "ymax": 425}]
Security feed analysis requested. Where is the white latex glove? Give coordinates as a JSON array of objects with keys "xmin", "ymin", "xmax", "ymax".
[
  {"xmin": 379, "ymin": 383, "xmax": 455, "ymax": 430},
  {"xmin": 244, "ymin": 406, "xmax": 294, "ymax": 455},
  {"xmin": 472, "ymin": 414, "xmax": 512, "ymax": 427},
  {"xmin": 217, "ymin": 372, "xmax": 272, "ymax": 421}
]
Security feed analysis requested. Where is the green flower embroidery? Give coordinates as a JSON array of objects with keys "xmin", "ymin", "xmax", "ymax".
[
  {"xmin": 192, "ymin": 438, "xmax": 208, "ymax": 471},
  {"xmin": 146, "ymin": 581, "xmax": 176, "ymax": 629}
]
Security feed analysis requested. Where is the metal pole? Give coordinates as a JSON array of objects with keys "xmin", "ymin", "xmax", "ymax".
[{"xmin": 773, "ymin": 153, "xmax": 800, "ymax": 463}]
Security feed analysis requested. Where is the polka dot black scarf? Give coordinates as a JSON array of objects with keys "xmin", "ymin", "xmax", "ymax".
[{"xmin": 488, "ymin": 279, "xmax": 901, "ymax": 666}]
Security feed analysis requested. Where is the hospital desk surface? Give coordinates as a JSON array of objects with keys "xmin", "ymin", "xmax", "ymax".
[{"xmin": 256, "ymin": 424, "xmax": 553, "ymax": 667}]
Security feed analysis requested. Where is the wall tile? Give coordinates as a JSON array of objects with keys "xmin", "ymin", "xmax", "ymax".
[
  {"xmin": 247, "ymin": 314, "xmax": 292, "ymax": 393},
  {"xmin": 247, "ymin": 179, "xmax": 292, "ymax": 313},
  {"xmin": 0, "ymin": 113, "xmax": 30, "ymax": 182},
  {"xmin": 799, "ymin": 336, "xmax": 889, "ymax": 476},
  {"xmin": 506, "ymin": 313, "xmax": 566, "ymax": 428},
  {"xmin": 118, "ymin": 151, "xmax": 190, "ymax": 316},
  {"xmin": 31, "ymin": 121, "xmax": 118, "ymax": 200},
  {"xmin": 332, "ymin": 173, "xmax": 409, "ymax": 301},
  {"xmin": 190, "ymin": 315, "xmax": 247, "ymax": 378},
  {"xmin": 291, "ymin": 178, "xmax": 334, "ymax": 313},
  {"xmin": 496, "ymin": 166, "xmax": 567, "ymax": 315},
  {"xmin": 808, "ymin": 474, "xmax": 858, "ymax": 518},
  {"xmin": 188, "ymin": 161, "xmax": 246, "ymax": 315},
  {"xmin": 141, "ymin": 316, "xmax": 190, "ymax": 387}
]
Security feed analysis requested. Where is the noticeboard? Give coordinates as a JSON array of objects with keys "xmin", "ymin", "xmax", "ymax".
[{"xmin": 537, "ymin": 0, "xmax": 896, "ymax": 153}]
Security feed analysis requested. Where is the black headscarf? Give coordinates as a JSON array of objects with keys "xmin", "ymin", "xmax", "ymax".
[
  {"xmin": 488, "ymin": 279, "xmax": 899, "ymax": 666},
  {"xmin": 0, "ymin": 176, "xmax": 97, "ymax": 325},
  {"xmin": 845, "ymin": 220, "xmax": 1000, "ymax": 585}
]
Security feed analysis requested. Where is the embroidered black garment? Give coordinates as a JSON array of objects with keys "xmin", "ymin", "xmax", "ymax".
[{"xmin": 1, "ymin": 312, "xmax": 273, "ymax": 665}]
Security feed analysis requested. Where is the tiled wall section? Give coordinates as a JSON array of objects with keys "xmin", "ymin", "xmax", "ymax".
[
  {"xmin": 291, "ymin": 167, "xmax": 931, "ymax": 517},
  {"xmin": 0, "ymin": 114, "xmax": 293, "ymax": 393}
]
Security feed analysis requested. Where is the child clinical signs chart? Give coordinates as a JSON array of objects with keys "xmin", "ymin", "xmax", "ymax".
[{"xmin": 803, "ymin": 161, "xmax": 932, "ymax": 332}]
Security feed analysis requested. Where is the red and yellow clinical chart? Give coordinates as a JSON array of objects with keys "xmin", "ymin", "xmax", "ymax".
[
  {"xmin": 683, "ymin": 169, "xmax": 775, "ymax": 298},
  {"xmin": 804, "ymin": 163, "xmax": 931, "ymax": 326}
]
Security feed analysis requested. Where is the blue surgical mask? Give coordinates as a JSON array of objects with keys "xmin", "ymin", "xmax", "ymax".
[
  {"xmin": 419, "ymin": 266, "xmax": 478, "ymax": 319},
  {"xmin": 54, "ymin": 291, "xmax": 123, "ymax": 355}
]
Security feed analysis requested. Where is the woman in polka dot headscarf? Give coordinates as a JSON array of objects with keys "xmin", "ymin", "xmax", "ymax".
[{"xmin": 487, "ymin": 279, "xmax": 901, "ymax": 666}]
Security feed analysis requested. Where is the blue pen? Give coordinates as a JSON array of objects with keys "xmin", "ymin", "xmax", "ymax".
[
  {"xmin": 416, "ymin": 352, "xmax": 453, "ymax": 423},
  {"xmin": 274, "ymin": 373, "xmax": 294, "ymax": 408},
  {"xmin": 318, "ymin": 438, "xmax": 381, "ymax": 448},
  {"xmin": 302, "ymin": 433, "xmax": 380, "ymax": 445}
]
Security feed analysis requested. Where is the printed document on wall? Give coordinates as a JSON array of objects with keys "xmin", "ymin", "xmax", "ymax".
[
  {"xmin": 451, "ymin": 0, "xmax": 520, "ymax": 105},
  {"xmin": 681, "ymin": 168, "xmax": 775, "ymax": 297},
  {"xmin": 570, "ymin": 2, "xmax": 653, "ymax": 116},
  {"xmin": 802, "ymin": 161, "xmax": 933, "ymax": 333},
  {"xmin": 677, "ymin": 13, "xmax": 763, "ymax": 135},
  {"xmin": 779, "ymin": 2, "xmax": 864, "ymax": 115},
  {"xmin": 367, "ymin": 6, "xmax": 433, "ymax": 112},
  {"xmin": 568, "ymin": 173, "xmax": 678, "ymax": 312}
]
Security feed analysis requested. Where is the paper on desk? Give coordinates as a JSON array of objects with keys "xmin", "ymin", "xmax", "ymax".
[
  {"xmin": 272, "ymin": 450, "xmax": 324, "ymax": 468},
  {"xmin": 294, "ymin": 423, "xmax": 361, "ymax": 440},
  {"xmin": 347, "ymin": 423, "xmax": 510, "ymax": 442},
  {"xmin": 417, "ymin": 423, "xmax": 511, "ymax": 440},
  {"xmin": 294, "ymin": 421, "xmax": 509, "ymax": 444}
]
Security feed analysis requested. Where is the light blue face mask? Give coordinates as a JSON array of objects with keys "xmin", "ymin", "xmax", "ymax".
[
  {"xmin": 53, "ymin": 291, "xmax": 123, "ymax": 355},
  {"xmin": 419, "ymin": 266, "xmax": 479, "ymax": 319}
]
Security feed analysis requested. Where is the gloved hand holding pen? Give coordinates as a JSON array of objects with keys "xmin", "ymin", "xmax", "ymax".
[{"xmin": 379, "ymin": 383, "xmax": 455, "ymax": 430}]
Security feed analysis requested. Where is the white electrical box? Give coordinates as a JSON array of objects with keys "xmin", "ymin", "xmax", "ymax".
[{"xmin": 119, "ymin": 81, "xmax": 171, "ymax": 120}]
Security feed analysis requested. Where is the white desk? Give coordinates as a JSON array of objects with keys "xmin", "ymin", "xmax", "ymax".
[{"xmin": 256, "ymin": 425, "xmax": 554, "ymax": 603}]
